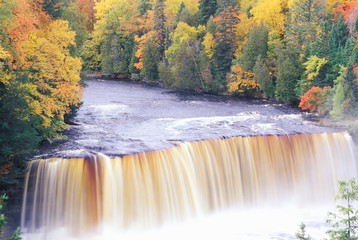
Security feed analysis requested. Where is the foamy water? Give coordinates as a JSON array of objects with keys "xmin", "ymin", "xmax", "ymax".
[{"xmin": 22, "ymin": 207, "xmax": 331, "ymax": 240}]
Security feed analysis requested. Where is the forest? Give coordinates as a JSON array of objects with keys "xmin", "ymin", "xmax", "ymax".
[{"xmin": 1, "ymin": 0, "xmax": 358, "ymax": 193}]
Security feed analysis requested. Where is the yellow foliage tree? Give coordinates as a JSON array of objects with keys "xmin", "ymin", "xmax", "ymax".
[
  {"xmin": 133, "ymin": 10, "xmax": 155, "ymax": 70},
  {"xmin": 227, "ymin": 63, "xmax": 259, "ymax": 95},
  {"xmin": 250, "ymin": 0, "xmax": 288, "ymax": 35},
  {"xmin": 22, "ymin": 20, "xmax": 82, "ymax": 138},
  {"xmin": 0, "ymin": 46, "xmax": 9, "ymax": 61},
  {"xmin": 165, "ymin": 22, "xmax": 203, "ymax": 64},
  {"xmin": 235, "ymin": 12, "xmax": 255, "ymax": 56},
  {"xmin": 202, "ymin": 32, "xmax": 216, "ymax": 60},
  {"xmin": 239, "ymin": 0, "xmax": 259, "ymax": 12},
  {"xmin": 165, "ymin": 0, "xmax": 199, "ymax": 27}
]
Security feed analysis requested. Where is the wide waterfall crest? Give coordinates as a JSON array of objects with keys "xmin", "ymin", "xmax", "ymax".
[{"xmin": 21, "ymin": 132, "xmax": 357, "ymax": 238}]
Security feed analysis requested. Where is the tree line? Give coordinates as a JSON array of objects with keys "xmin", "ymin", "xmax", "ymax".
[{"xmin": 83, "ymin": 0, "xmax": 358, "ymax": 118}]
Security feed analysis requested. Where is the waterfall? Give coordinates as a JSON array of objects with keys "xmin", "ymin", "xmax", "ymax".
[{"xmin": 21, "ymin": 132, "xmax": 357, "ymax": 237}]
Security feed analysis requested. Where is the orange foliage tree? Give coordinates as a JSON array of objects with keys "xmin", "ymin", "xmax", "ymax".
[
  {"xmin": 334, "ymin": 0, "xmax": 358, "ymax": 35},
  {"xmin": 75, "ymin": 0, "xmax": 95, "ymax": 31},
  {"xmin": 6, "ymin": 0, "xmax": 40, "ymax": 66},
  {"xmin": 299, "ymin": 86, "xmax": 331, "ymax": 115}
]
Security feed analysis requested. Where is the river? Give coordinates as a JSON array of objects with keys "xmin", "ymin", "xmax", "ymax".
[
  {"xmin": 38, "ymin": 78, "xmax": 335, "ymax": 158},
  {"xmin": 21, "ymin": 78, "xmax": 357, "ymax": 240}
]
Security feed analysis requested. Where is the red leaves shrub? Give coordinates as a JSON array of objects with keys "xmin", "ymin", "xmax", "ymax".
[{"xmin": 299, "ymin": 86, "xmax": 331, "ymax": 115}]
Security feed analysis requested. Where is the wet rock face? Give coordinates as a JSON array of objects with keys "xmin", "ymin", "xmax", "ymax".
[{"xmin": 37, "ymin": 79, "xmax": 336, "ymax": 158}]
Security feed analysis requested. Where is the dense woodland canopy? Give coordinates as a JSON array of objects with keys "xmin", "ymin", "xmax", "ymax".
[{"xmin": 1, "ymin": 0, "xmax": 358, "ymax": 188}]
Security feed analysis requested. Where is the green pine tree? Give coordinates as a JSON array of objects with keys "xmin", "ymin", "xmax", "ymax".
[
  {"xmin": 295, "ymin": 223, "xmax": 311, "ymax": 240},
  {"xmin": 275, "ymin": 44, "xmax": 302, "ymax": 102},
  {"xmin": 0, "ymin": 72, "xmax": 41, "ymax": 188},
  {"xmin": 153, "ymin": 0, "xmax": 167, "ymax": 61},
  {"xmin": 198, "ymin": 0, "xmax": 217, "ymax": 25},
  {"xmin": 141, "ymin": 38, "xmax": 160, "ymax": 81},
  {"xmin": 286, "ymin": 0, "xmax": 327, "ymax": 59},
  {"xmin": 241, "ymin": 24, "xmax": 269, "ymax": 72},
  {"xmin": 41, "ymin": 0, "xmax": 70, "ymax": 18},
  {"xmin": 170, "ymin": 40, "xmax": 203, "ymax": 90},
  {"xmin": 212, "ymin": 5, "xmax": 239, "ymax": 91},
  {"xmin": 178, "ymin": 6, "xmax": 198, "ymax": 27},
  {"xmin": 254, "ymin": 56, "xmax": 275, "ymax": 98},
  {"xmin": 327, "ymin": 178, "xmax": 358, "ymax": 239},
  {"xmin": 138, "ymin": 0, "xmax": 152, "ymax": 15}
]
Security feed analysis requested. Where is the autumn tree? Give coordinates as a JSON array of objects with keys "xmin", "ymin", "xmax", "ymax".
[
  {"xmin": 76, "ymin": 0, "xmax": 95, "ymax": 31},
  {"xmin": 296, "ymin": 55, "xmax": 328, "ymax": 97},
  {"xmin": 22, "ymin": 20, "xmax": 82, "ymax": 139},
  {"xmin": 334, "ymin": 0, "xmax": 358, "ymax": 36},
  {"xmin": 250, "ymin": 0, "xmax": 288, "ymax": 36},
  {"xmin": 298, "ymin": 86, "xmax": 331, "ymax": 115},
  {"xmin": 227, "ymin": 63, "xmax": 259, "ymax": 96},
  {"xmin": 0, "ymin": 0, "xmax": 83, "ymax": 189}
]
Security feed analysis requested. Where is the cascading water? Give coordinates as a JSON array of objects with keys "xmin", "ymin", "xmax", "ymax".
[{"xmin": 21, "ymin": 132, "xmax": 357, "ymax": 239}]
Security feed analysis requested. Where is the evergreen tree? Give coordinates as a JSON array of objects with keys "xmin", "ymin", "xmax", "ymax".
[
  {"xmin": 254, "ymin": 56, "xmax": 275, "ymax": 98},
  {"xmin": 170, "ymin": 40, "xmax": 203, "ymax": 90},
  {"xmin": 198, "ymin": 0, "xmax": 217, "ymax": 25},
  {"xmin": 101, "ymin": 35, "xmax": 127, "ymax": 74},
  {"xmin": 275, "ymin": 44, "xmax": 302, "ymax": 102},
  {"xmin": 141, "ymin": 38, "xmax": 160, "ymax": 81},
  {"xmin": 325, "ymin": 16, "xmax": 350, "ymax": 86},
  {"xmin": 286, "ymin": 0, "xmax": 327, "ymax": 59},
  {"xmin": 295, "ymin": 223, "xmax": 311, "ymax": 240},
  {"xmin": 176, "ymin": 2, "xmax": 186, "ymax": 23},
  {"xmin": 178, "ymin": 6, "xmax": 198, "ymax": 27},
  {"xmin": 138, "ymin": 0, "xmax": 152, "ymax": 15},
  {"xmin": 206, "ymin": 15, "xmax": 216, "ymax": 35},
  {"xmin": 327, "ymin": 178, "xmax": 358, "ymax": 239},
  {"xmin": 216, "ymin": 0, "xmax": 237, "ymax": 13},
  {"xmin": 41, "ymin": 0, "xmax": 70, "ymax": 18},
  {"xmin": 154, "ymin": 0, "xmax": 167, "ymax": 61},
  {"xmin": 346, "ymin": 64, "xmax": 358, "ymax": 102},
  {"xmin": 328, "ymin": 15, "xmax": 349, "ymax": 56},
  {"xmin": 241, "ymin": 24, "xmax": 269, "ymax": 72},
  {"xmin": 212, "ymin": 5, "xmax": 239, "ymax": 91},
  {"xmin": 0, "ymin": 72, "xmax": 41, "ymax": 188},
  {"xmin": 62, "ymin": 2, "xmax": 89, "ymax": 57}
]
